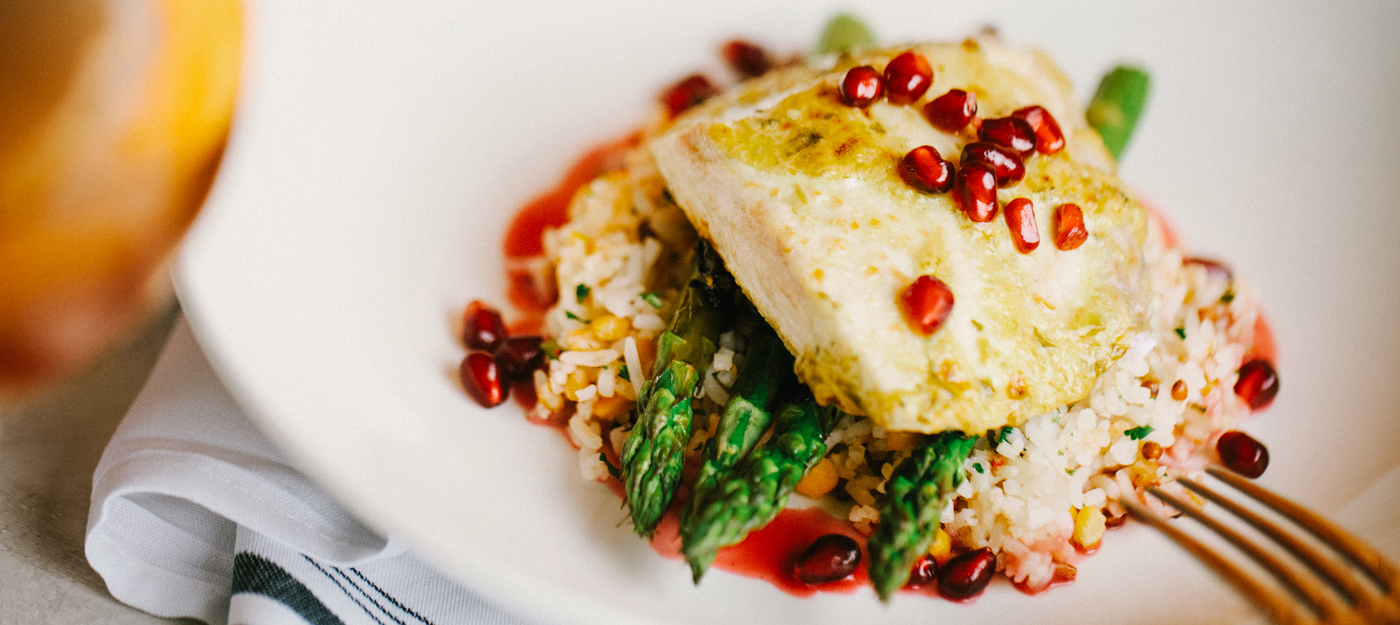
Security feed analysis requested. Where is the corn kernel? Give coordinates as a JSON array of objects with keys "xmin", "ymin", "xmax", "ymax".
[
  {"xmin": 563, "ymin": 369, "xmax": 590, "ymax": 401},
  {"xmin": 1072, "ymin": 506, "xmax": 1107, "ymax": 550},
  {"xmin": 796, "ymin": 458, "xmax": 840, "ymax": 497},
  {"xmin": 593, "ymin": 395, "xmax": 634, "ymax": 421},
  {"xmin": 885, "ymin": 431, "xmax": 925, "ymax": 452},
  {"xmin": 591, "ymin": 315, "xmax": 631, "ymax": 342},
  {"xmin": 927, "ymin": 528, "xmax": 953, "ymax": 563}
]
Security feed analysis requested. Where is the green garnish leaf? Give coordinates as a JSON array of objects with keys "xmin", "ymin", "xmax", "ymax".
[
  {"xmin": 1126, "ymin": 426, "xmax": 1154, "ymax": 441},
  {"xmin": 618, "ymin": 365, "xmax": 630, "ymax": 382},
  {"xmin": 816, "ymin": 13, "xmax": 875, "ymax": 55},
  {"xmin": 1221, "ymin": 290, "xmax": 1235, "ymax": 304},
  {"xmin": 994, "ymin": 426, "xmax": 1013, "ymax": 445},
  {"xmin": 576, "ymin": 284, "xmax": 591, "ymax": 303},
  {"xmin": 1086, "ymin": 66, "xmax": 1150, "ymax": 162},
  {"xmin": 565, "ymin": 310, "xmax": 589, "ymax": 323},
  {"xmin": 600, "ymin": 453, "xmax": 623, "ymax": 480},
  {"xmin": 973, "ymin": 463, "xmax": 985, "ymax": 474},
  {"xmin": 640, "ymin": 292, "xmax": 664, "ymax": 309},
  {"xmin": 1174, "ymin": 326, "xmax": 1186, "ymax": 340}
]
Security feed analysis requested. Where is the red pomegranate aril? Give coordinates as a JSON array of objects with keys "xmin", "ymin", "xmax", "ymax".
[
  {"xmin": 1012, "ymin": 105, "xmax": 1065, "ymax": 155},
  {"xmin": 1004, "ymin": 197, "xmax": 1040, "ymax": 253},
  {"xmin": 1185, "ymin": 257, "xmax": 1234, "ymax": 282},
  {"xmin": 978, "ymin": 116, "xmax": 1037, "ymax": 155},
  {"xmin": 1052, "ymin": 203, "xmax": 1089, "ymax": 250},
  {"xmin": 900, "ymin": 275, "xmax": 955, "ymax": 336},
  {"xmin": 954, "ymin": 161, "xmax": 999, "ymax": 222},
  {"xmin": 498, "ymin": 336, "xmax": 546, "ymax": 381},
  {"xmin": 463, "ymin": 300, "xmax": 509, "ymax": 352},
  {"xmin": 839, "ymin": 66, "xmax": 884, "ymax": 107},
  {"xmin": 883, "ymin": 51, "xmax": 933, "ymax": 105},
  {"xmin": 461, "ymin": 350, "xmax": 508, "ymax": 408},
  {"xmin": 722, "ymin": 39, "xmax": 772, "ymax": 78},
  {"xmin": 661, "ymin": 74, "xmax": 718, "ymax": 118},
  {"xmin": 792, "ymin": 534, "xmax": 862, "ymax": 585},
  {"xmin": 924, "ymin": 89, "xmax": 977, "ymax": 132},
  {"xmin": 961, "ymin": 141, "xmax": 1025, "ymax": 187},
  {"xmin": 1217, "ymin": 431, "xmax": 1270, "ymax": 478},
  {"xmin": 1234, "ymin": 358, "xmax": 1279, "ymax": 410},
  {"xmin": 905, "ymin": 554, "xmax": 938, "ymax": 589},
  {"xmin": 899, "ymin": 146, "xmax": 955, "ymax": 194},
  {"xmin": 937, "ymin": 548, "xmax": 996, "ymax": 601}
]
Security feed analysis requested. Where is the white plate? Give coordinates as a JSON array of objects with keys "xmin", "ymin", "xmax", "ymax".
[{"xmin": 177, "ymin": 1, "xmax": 1400, "ymax": 623}]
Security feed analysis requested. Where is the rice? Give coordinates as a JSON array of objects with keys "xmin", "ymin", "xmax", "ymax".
[{"xmin": 530, "ymin": 143, "xmax": 1263, "ymax": 592}]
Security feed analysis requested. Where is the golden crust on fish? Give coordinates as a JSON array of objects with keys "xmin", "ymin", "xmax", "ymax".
[{"xmin": 647, "ymin": 38, "xmax": 1153, "ymax": 434}]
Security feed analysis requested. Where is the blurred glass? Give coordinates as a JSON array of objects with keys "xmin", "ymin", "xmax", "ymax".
[{"xmin": 0, "ymin": 0, "xmax": 241, "ymax": 396}]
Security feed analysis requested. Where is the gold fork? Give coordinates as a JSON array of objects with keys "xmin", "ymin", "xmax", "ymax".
[{"xmin": 1121, "ymin": 466, "xmax": 1400, "ymax": 625}]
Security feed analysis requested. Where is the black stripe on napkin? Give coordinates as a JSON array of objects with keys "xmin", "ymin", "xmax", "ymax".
[{"xmin": 231, "ymin": 552, "xmax": 346, "ymax": 625}]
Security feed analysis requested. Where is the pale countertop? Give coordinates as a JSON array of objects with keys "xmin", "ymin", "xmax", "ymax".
[{"xmin": 0, "ymin": 300, "xmax": 193, "ymax": 625}]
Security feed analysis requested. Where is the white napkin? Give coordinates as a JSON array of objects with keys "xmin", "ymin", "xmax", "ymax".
[{"xmin": 85, "ymin": 317, "xmax": 535, "ymax": 625}]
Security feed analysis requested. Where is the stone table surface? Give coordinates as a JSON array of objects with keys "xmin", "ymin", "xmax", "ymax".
[{"xmin": 0, "ymin": 302, "xmax": 194, "ymax": 625}]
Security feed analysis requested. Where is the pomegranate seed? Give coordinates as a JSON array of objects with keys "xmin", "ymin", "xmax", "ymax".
[
  {"xmin": 899, "ymin": 146, "xmax": 954, "ymax": 194},
  {"xmin": 905, "ymin": 554, "xmax": 938, "ymax": 589},
  {"xmin": 1234, "ymin": 359, "xmax": 1279, "ymax": 410},
  {"xmin": 839, "ymin": 66, "xmax": 884, "ymax": 107},
  {"xmin": 924, "ymin": 89, "xmax": 977, "ymax": 132},
  {"xmin": 937, "ymin": 548, "xmax": 995, "ymax": 601},
  {"xmin": 883, "ymin": 51, "xmax": 933, "ymax": 105},
  {"xmin": 1217, "ymin": 431, "xmax": 1270, "ymax": 478},
  {"xmin": 463, "ymin": 300, "xmax": 508, "ymax": 352},
  {"xmin": 978, "ymin": 116, "xmax": 1037, "ymax": 155},
  {"xmin": 498, "ymin": 336, "xmax": 545, "ymax": 381},
  {"xmin": 1003, "ymin": 197, "xmax": 1040, "ymax": 253},
  {"xmin": 1185, "ymin": 257, "xmax": 1233, "ymax": 282},
  {"xmin": 792, "ymin": 534, "xmax": 862, "ymax": 585},
  {"xmin": 899, "ymin": 275, "xmax": 955, "ymax": 336},
  {"xmin": 1012, "ymin": 105, "xmax": 1065, "ymax": 155},
  {"xmin": 961, "ymin": 141, "xmax": 1025, "ymax": 187},
  {"xmin": 1052, "ymin": 203, "xmax": 1088, "ymax": 250},
  {"xmin": 660, "ymin": 74, "xmax": 717, "ymax": 118},
  {"xmin": 1171, "ymin": 379, "xmax": 1188, "ymax": 401},
  {"xmin": 461, "ymin": 350, "xmax": 508, "ymax": 408},
  {"xmin": 954, "ymin": 161, "xmax": 999, "ymax": 222},
  {"xmin": 1141, "ymin": 441, "xmax": 1163, "ymax": 460},
  {"xmin": 722, "ymin": 39, "xmax": 772, "ymax": 78}
]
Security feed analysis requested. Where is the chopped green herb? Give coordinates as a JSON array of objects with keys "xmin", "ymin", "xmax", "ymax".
[
  {"xmin": 995, "ymin": 426, "xmax": 1013, "ymax": 445},
  {"xmin": 640, "ymin": 292, "xmax": 664, "ymax": 309},
  {"xmin": 541, "ymin": 340, "xmax": 562, "ymax": 359},
  {"xmin": 815, "ymin": 13, "xmax": 875, "ymax": 55},
  {"xmin": 1065, "ymin": 467, "xmax": 1076, "ymax": 476},
  {"xmin": 600, "ymin": 453, "xmax": 623, "ymax": 480},
  {"xmin": 575, "ymin": 284, "xmax": 591, "ymax": 303},
  {"xmin": 973, "ymin": 463, "xmax": 985, "ymax": 474},
  {"xmin": 618, "ymin": 365, "xmax": 630, "ymax": 382},
  {"xmin": 1126, "ymin": 425, "xmax": 1154, "ymax": 440},
  {"xmin": 1174, "ymin": 326, "xmax": 1186, "ymax": 340},
  {"xmin": 1221, "ymin": 289, "xmax": 1236, "ymax": 304},
  {"xmin": 565, "ymin": 311, "xmax": 589, "ymax": 323}
]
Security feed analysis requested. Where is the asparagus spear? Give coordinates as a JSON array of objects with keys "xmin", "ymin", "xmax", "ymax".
[
  {"xmin": 815, "ymin": 13, "xmax": 876, "ymax": 56},
  {"xmin": 687, "ymin": 327, "xmax": 792, "ymax": 495},
  {"xmin": 1086, "ymin": 65, "xmax": 1151, "ymax": 162},
  {"xmin": 621, "ymin": 241, "xmax": 733, "ymax": 538},
  {"xmin": 867, "ymin": 431, "xmax": 978, "ymax": 600},
  {"xmin": 681, "ymin": 387, "xmax": 840, "ymax": 582}
]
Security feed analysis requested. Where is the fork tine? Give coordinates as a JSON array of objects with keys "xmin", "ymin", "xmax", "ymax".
[
  {"xmin": 1207, "ymin": 466, "xmax": 1400, "ymax": 590},
  {"xmin": 1120, "ymin": 496, "xmax": 1317, "ymax": 625},
  {"xmin": 1176, "ymin": 474, "xmax": 1380, "ymax": 610},
  {"xmin": 1147, "ymin": 485, "xmax": 1347, "ymax": 622}
]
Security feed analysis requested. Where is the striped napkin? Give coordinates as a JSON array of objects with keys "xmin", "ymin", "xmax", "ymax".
[{"xmin": 85, "ymin": 317, "xmax": 535, "ymax": 625}]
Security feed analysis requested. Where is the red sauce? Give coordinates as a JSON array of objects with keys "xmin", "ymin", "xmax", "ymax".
[{"xmin": 649, "ymin": 505, "xmax": 870, "ymax": 596}]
